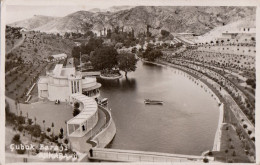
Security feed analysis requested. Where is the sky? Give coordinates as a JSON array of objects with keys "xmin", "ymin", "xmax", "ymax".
[{"xmin": 5, "ymin": 0, "xmax": 258, "ymax": 24}]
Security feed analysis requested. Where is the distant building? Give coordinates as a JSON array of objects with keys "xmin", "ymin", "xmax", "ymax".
[
  {"xmin": 239, "ymin": 27, "xmax": 256, "ymax": 33},
  {"xmin": 50, "ymin": 53, "xmax": 68, "ymax": 61},
  {"xmin": 20, "ymin": 28, "xmax": 28, "ymax": 32},
  {"xmin": 222, "ymin": 26, "xmax": 256, "ymax": 39},
  {"xmin": 38, "ymin": 64, "xmax": 101, "ymax": 102},
  {"xmin": 221, "ymin": 33, "xmax": 238, "ymax": 39}
]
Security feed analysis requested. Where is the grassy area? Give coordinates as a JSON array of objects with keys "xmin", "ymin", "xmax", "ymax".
[{"xmin": 211, "ymin": 124, "xmax": 251, "ymax": 163}]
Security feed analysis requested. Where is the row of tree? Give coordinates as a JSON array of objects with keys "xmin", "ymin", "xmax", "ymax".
[{"xmin": 72, "ymin": 37, "xmax": 138, "ymax": 77}]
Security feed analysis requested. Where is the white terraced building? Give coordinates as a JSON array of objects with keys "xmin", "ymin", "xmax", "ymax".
[
  {"xmin": 67, "ymin": 93, "xmax": 98, "ymax": 137},
  {"xmin": 37, "ymin": 64, "xmax": 101, "ymax": 102}
]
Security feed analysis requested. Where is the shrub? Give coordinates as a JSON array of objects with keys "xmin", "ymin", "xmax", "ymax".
[
  {"xmin": 203, "ymin": 158, "xmax": 209, "ymax": 163},
  {"xmin": 12, "ymin": 134, "xmax": 21, "ymax": 144},
  {"xmin": 243, "ymin": 124, "xmax": 247, "ymax": 129},
  {"xmin": 225, "ymin": 149, "xmax": 229, "ymax": 154},
  {"xmin": 16, "ymin": 144, "xmax": 27, "ymax": 154},
  {"xmin": 227, "ymin": 159, "xmax": 233, "ymax": 163},
  {"xmin": 64, "ymin": 139, "xmax": 69, "ymax": 144},
  {"xmin": 18, "ymin": 125, "xmax": 24, "ymax": 132},
  {"xmin": 54, "ymin": 136, "xmax": 59, "ymax": 141}
]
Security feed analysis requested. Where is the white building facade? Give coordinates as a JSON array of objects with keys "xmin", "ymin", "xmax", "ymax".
[{"xmin": 38, "ymin": 64, "xmax": 101, "ymax": 102}]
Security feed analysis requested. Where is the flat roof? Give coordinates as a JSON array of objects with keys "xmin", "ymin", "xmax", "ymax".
[
  {"xmin": 67, "ymin": 93, "xmax": 98, "ymax": 125},
  {"xmin": 52, "ymin": 53, "xmax": 67, "ymax": 58}
]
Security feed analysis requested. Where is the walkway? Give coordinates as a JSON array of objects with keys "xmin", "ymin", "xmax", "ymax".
[
  {"xmin": 69, "ymin": 107, "xmax": 107, "ymax": 153},
  {"xmin": 88, "ymin": 148, "xmax": 214, "ymax": 162},
  {"xmin": 6, "ymin": 34, "xmax": 25, "ymax": 55}
]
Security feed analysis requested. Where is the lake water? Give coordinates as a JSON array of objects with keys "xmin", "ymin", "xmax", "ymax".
[{"xmin": 97, "ymin": 61, "xmax": 219, "ymax": 156}]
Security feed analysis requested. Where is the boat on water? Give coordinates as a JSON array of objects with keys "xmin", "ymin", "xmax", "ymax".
[{"xmin": 144, "ymin": 99, "xmax": 163, "ymax": 105}]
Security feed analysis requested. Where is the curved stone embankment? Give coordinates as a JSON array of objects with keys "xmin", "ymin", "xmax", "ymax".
[
  {"xmin": 143, "ymin": 60, "xmax": 224, "ymax": 152},
  {"xmin": 89, "ymin": 105, "xmax": 116, "ymax": 148},
  {"xmin": 100, "ymin": 74, "xmax": 122, "ymax": 80}
]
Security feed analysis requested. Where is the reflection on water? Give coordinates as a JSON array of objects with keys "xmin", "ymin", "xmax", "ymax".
[
  {"xmin": 98, "ymin": 61, "xmax": 219, "ymax": 155},
  {"xmin": 98, "ymin": 77, "xmax": 137, "ymax": 91}
]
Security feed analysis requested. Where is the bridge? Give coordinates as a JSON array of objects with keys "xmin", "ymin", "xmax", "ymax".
[{"xmin": 88, "ymin": 148, "xmax": 214, "ymax": 162}]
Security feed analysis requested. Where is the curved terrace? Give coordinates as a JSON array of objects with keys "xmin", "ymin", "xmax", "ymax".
[{"xmin": 67, "ymin": 93, "xmax": 98, "ymax": 137}]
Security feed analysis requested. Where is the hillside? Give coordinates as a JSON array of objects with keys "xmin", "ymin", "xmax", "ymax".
[
  {"xmin": 5, "ymin": 26, "xmax": 75, "ymax": 64},
  {"xmin": 10, "ymin": 15, "xmax": 59, "ymax": 30},
  {"xmin": 195, "ymin": 15, "xmax": 256, "ymax": 43},
  {"xmin": 9, "ymin": 6, "xmax": 256, "ymax": 35},
  {"xmin": 89, "ymin": 6, "xmax": 134, "ymax": 13}
]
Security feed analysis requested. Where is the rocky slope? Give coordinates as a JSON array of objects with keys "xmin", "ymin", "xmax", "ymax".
[
  {"xmin": 9, "ymin": 6, "xmax": 256, "ymax": 35},
  {"xmin": 10, "ymin": 15, "xmax": 59, "ymax": 30}
]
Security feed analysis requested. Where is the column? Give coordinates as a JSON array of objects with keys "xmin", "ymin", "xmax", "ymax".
[
  {"xmin": 73, "ymin": 125, "xmax": 75, "ymax": 133},
  {"xmin": 80, "ymin": 124, "xmax": 82, "ymax": 135},
  {"xmin": 67, "ymin": 124, "xmax": 70, "ymax": 136}
]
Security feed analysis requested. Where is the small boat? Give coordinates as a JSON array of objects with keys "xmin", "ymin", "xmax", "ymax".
[{"xmin": 144, "ymin": 99, "xmax": 163, "ymax": 105}]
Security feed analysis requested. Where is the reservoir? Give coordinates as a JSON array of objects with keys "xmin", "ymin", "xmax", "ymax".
[{"xmin": 97, "ymin": 61, "xmax": 219, "ymax": 156}]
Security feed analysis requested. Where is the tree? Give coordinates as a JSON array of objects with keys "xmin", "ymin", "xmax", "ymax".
[
  {"xmin": 73, "ymin": 102, "xmax": 80, "ymax": 117},
  {"xmin": 47, "ymin": 127, "xmax": 51, "ymax": 135},
  {"xmin": 12, "ymin": 134, "xmax": 26, "ymax": 154},
  {"xmin": 60, "ymin": 128, "xmax": 64, "ymax": 135},
  {"xmin": 243, "ymin": 124, "xmax": 248, "ymax": 129},
  {"xmin": 51, "ymin": 122, "xmax": 55, "ymax": 136},
  {"xmin": 143, "ymin": 49, "xmax": 163, "ymax": 61},
  {"xmin": 73, "ymin": 109, "xmax": 80, "ymax": 117},
  {"xmin": 32, "ymin": 124, "xmax": 42, "ymax": 140},
  {"xmin": 117, "ymin": 52, "xmax": 138, "ymax": 77},
  {"xmin": 12, "ymin": 134, "xmax": 21, "ymax": 144},
  {"xmin": 246, "ymin": 78, "xmax": 256, "ymax": 89},
  {"xmin": 74, "ymin": 102, "xmax": 80, "ymax": 109},
  {"xmin": 161, "ymin": 30, "xmax": 170, "ymax": 38},
  {"xmin": 72, "ymin": 46, "xmax": 81, "ymax": 59},
  {"xmin": 43, "ymin": 120, "xmax": 45, "ymax": 131},
  {"xmin": 64, "ymin": 138, "xmax": 69, "ymax": 144},
  {"xmin": 107, "ymin": 29, "xmax": 112, "ymax": 38},
  {"xmin": 28, "ymin": 118, "xmax": 33, "ymax": 125},
  {"xmin": 203, "ymin": 158, "xmax": 209, "ymax": 163},
  {"xmin": 90, "ymin": 46, "xmax": 118, "ymax": 70}
]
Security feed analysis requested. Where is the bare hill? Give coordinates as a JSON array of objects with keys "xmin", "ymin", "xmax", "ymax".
[
  {"xmin": 6, "ymin": 26, "xmax": 75, "ymax": 63},
  {"xmin": 196, "ymin": 15, "xmax": 256, "ymax": 43},
  {"xmin": 10, "ymin": 15, "xmax": 59, "ymax": 30},
  {"xmin": 9, "ymin": 6, "xmax": 256, "ymax": 35}
]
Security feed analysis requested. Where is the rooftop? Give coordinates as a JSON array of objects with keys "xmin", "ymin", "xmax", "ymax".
[
  {"xmin": 52, "ymin": 53, "xmax": 67, "ymax": 59},
  {"xmin": 67, "ymin": 93, "xmax": 98, "ymax": 125}
]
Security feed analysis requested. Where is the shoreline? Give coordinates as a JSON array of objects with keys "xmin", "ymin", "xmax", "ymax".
[{"xmin": 142, "ymin": 59, "xmax": 224, "ymax": 153}]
